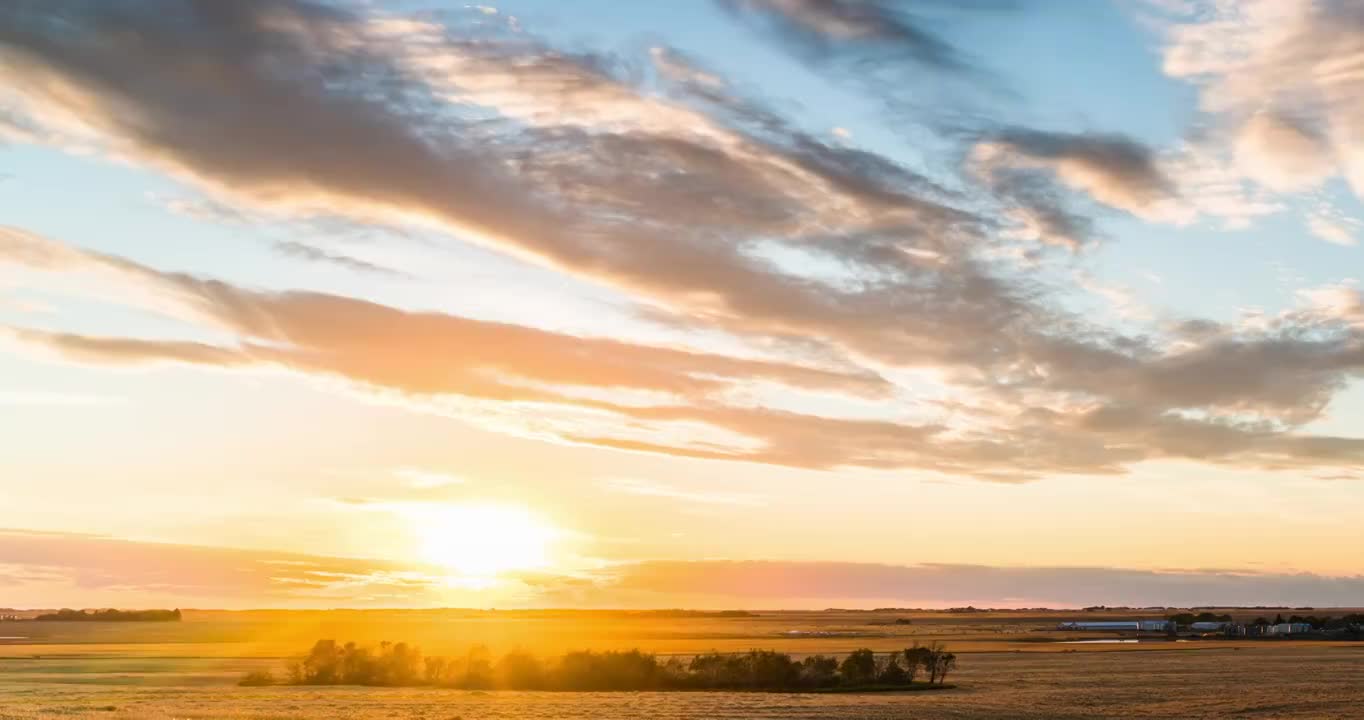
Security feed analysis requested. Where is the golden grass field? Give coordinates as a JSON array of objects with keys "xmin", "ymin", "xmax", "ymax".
[{"xmin": 4, "ymin": 609, "xmax": 1364, "ymax": 719}]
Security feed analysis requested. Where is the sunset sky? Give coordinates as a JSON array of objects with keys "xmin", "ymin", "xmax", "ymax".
[{"xmin": 2, "ymin": 0, "xmax": 1364, "ymax": 610}]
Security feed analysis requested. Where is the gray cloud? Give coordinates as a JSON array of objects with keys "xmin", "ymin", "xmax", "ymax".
[
  {"xmin": 717, "ymin": 0, "xmax": 978, "ymax": 72},
  {"xmin": 272, "ymin": 240, "xmax": 409, "ymax": 278},
  {"xmin": 974, "ymin": 129, "xmax": 1180, "ymax": 223},
  {"xmin": 0, "ymin": 0, "xmax": 1012, "ymax": 367},
  {"xmin": 542, "ymin": 559, "xmax": 1364, "ymax": 609}
]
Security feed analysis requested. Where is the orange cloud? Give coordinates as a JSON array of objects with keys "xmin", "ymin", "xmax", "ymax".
[{"xmin": 8, "ymin": 529, "xmax": 1364, "ymax": 609}]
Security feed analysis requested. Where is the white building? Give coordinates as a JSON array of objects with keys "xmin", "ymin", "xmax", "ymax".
[
  {"xmin": 1267, "ymin": 623, "xmax": 1313, "ymax": 635},
  {"xmin": 1057, "ymin": 621, "xmax": 1141, "ymax": 631}
]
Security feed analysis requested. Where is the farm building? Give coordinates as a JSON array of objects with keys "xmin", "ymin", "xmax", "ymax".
[
  {"xmin": 1057, "ymin": 621, "xmax": 1141, "ymax": 631},
  {"xmin": 1228, "ymin": 622, "xmax": 1316, "ymax": 637}
]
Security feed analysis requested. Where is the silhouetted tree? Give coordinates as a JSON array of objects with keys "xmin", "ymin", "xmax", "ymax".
[
  {"xmin": 237, "ymin": 670, "xmax": 275, "ymax": 686},
  {"xmin": 461, "ymin": 646, "xmax": 494, "ymax": 689},
  {"xmin": 267, "ymin": 639, "xmax": 960, "ymax": 692},
  {"xmin": 839, "ymin": 648, "xmax": 877, "ymax": 685},
  {"xmin": 923, "ymin": 643, "xmax": 956, "ymax": 685},
  {"xmin": 931, "ymin": 651, "xmax": 956, "ymax": 685},
  {"xmin": 556, "ymin": 649, "xmax": 660, "ymax": 690},
  {"xmin": 876, "ymin": 652, "xmax": 908, "ymax": 684},
  {"xmin": 799, "ymin": 655, "xmax": 839, "ymax": 688},
  {"xmin": 903, "ymin": 643, "xmax": 931, "ymax": 684},
  {"xmin": 495, "ymin": 649, "xmax": 546, "ymax": 689}
]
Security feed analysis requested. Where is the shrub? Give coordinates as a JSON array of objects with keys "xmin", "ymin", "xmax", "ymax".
[{"xmin": 238, "ymin": 670, "xmax": 275, "ymax": 687}]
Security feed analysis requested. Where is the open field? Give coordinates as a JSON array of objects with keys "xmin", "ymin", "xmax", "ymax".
[{"xmin": 4, "ymin": 610, "xmax": 1364, "ymax": 718}]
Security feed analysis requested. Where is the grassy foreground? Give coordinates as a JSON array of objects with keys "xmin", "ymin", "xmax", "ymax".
[{"xmin": 5, "ymin": 648, "xmax": 1364, "ymax": 719}]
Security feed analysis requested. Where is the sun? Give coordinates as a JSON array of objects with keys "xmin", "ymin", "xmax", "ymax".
[{"xmin": 409, "ymin": 503, "xmax": 559, "ymax": 579}]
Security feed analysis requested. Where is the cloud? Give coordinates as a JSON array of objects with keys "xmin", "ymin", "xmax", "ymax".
[
  {"xmin": 0, "ymin": 0, "xmax": 1010, "ymax": 369},
  {"xmin": 545, "ymin": 559, "xmax": 1364, "ymax": 609},
  {"xmin": 10, "ymin": 228, "xmax": 995, "ymax": 475},
  {"xmin": 714, "ymin": 0, "xmax": 1009, "ymax": 132},
  {"xmin": 1307, "ymin": 213, "xmax": 1358, "ymax": 247},
  {"xmin": 2, "ymin": 3, "xmax": 1364, "ymax": 479},
  {"xmin": 272, "ymin": 240, "xmax": 409, "ymax": 278},
  {"xmin": 8, "ymin": 529, "xmax": 1364, "ymax": 609},
  {"xmin": 974, "ymin": 129, "xmax": 1181, "ymax": 224},
  {"xmin": 0, "ymin": 528, "xmax": 451, "ymax": 608},
  {"xmin": 1234, "ymin": 110, "xmax": 1334, "ymax": 192},
  {"xmin": 717, "ymin": 0, "xmax": 977, "ymax": 72},
  {"xmin": 8, "ymin": 221, "xmax": 1364, "ymax": 479},
  {"xmin": 1155, "ymin": 0, "xmax": 1364, "ymax": 199}
]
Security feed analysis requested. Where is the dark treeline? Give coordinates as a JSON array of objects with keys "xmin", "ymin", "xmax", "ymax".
[
  {"xmin": 1250, "ymin": 613, "xmax": 1364, "ymax": 630},
  {"xmin": 1168, "ymin": 612, "xmax": 1234, "ymax": 624},
  {"xmin": 33, "ymin": 608, "xmax": 181, "ymax": 622},
  {"xmin": 240, "ymin": 640, "xmax": 957, "ymax": 691}
]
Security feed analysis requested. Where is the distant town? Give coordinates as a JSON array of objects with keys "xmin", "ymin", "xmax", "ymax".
[{"xmin": 1058, "ymin": 611, "xmax": 1364, "ymax": 639}]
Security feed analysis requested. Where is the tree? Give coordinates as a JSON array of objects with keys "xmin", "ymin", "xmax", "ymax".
[
  {"xmin": 688, "ymin": 652, "xmax": 729, "ymax": 688},
  {"xmin": 839, "ymin": 648, "xmax": 877, "ymax": 686},
  {"xmin": 423, "ymin": 656, "xmax": 450, "ymax": 686},
  {"xmin": 923, "ymin": 642, "xmax": 955, "ymax": 685},
  {"xmin": 495, "ymin": 650, "xmax": 545, "ymax": 689},
  {"xmin": 876, "ymin": 652, "xmax": 908, "ymax": 685},
  {"xmin": 932, "ymin": 651, "xmax": 957, "ymax": 685},
  {"xmin": 799, "ymin": 655, "xmax": 838, "ymax": 688},
  {"xmin": 746, "ymin": 649, "xmax": 800, "ymax": 689},
  {"xmin": 903, "ymin": 643, "xmax": 932, "ymax": 684},
  {"xmin": 300, "ymin": 639, "xmax": 341, "ymax": 684},
  {"xmin": 237, "ymin": 670, "xmax": 275, "ymax": 686},
  {"xmin": 461, "ymin": 646, "xmax": 494, "ymax": 689}
]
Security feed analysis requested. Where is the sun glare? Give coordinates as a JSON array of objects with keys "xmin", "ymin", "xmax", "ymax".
[{"xmin": 409, "ymin": 504, "xmax": 559, "ymax": 580}]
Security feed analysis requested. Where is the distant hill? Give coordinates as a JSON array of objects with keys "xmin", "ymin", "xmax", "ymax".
[{"xmin": 33, "ymin": 609, "xmax": 182, "ymax": 622}]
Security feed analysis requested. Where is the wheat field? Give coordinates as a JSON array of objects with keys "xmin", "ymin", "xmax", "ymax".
[{"xmin": 4, "ymin": 610, "xmax": 1364, "ymax": 718}]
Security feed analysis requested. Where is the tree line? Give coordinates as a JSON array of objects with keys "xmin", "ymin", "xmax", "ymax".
[
  {"xmin": 33, "ymin": 609, "xmax": 181, "ymax": 622},
  {"xmin": 1167, "ymin": 611, "xmax": 1364, "ymax": 631},
  {"xmin": 1249, "ymin": 613, "xmax": 1364, "ymax": 630},
  {"xmin": 1167, "ymin": 612, "xmax": 1233, "ymax": 625},
  {"xmin": 239, "ymin": 640, "xmax": 957, "ymax": 691}
]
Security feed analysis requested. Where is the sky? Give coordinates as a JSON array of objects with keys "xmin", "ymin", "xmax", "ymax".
[{"xmin": 1, "ymin": 0, "xmax": 1363, "ymax": 610}]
